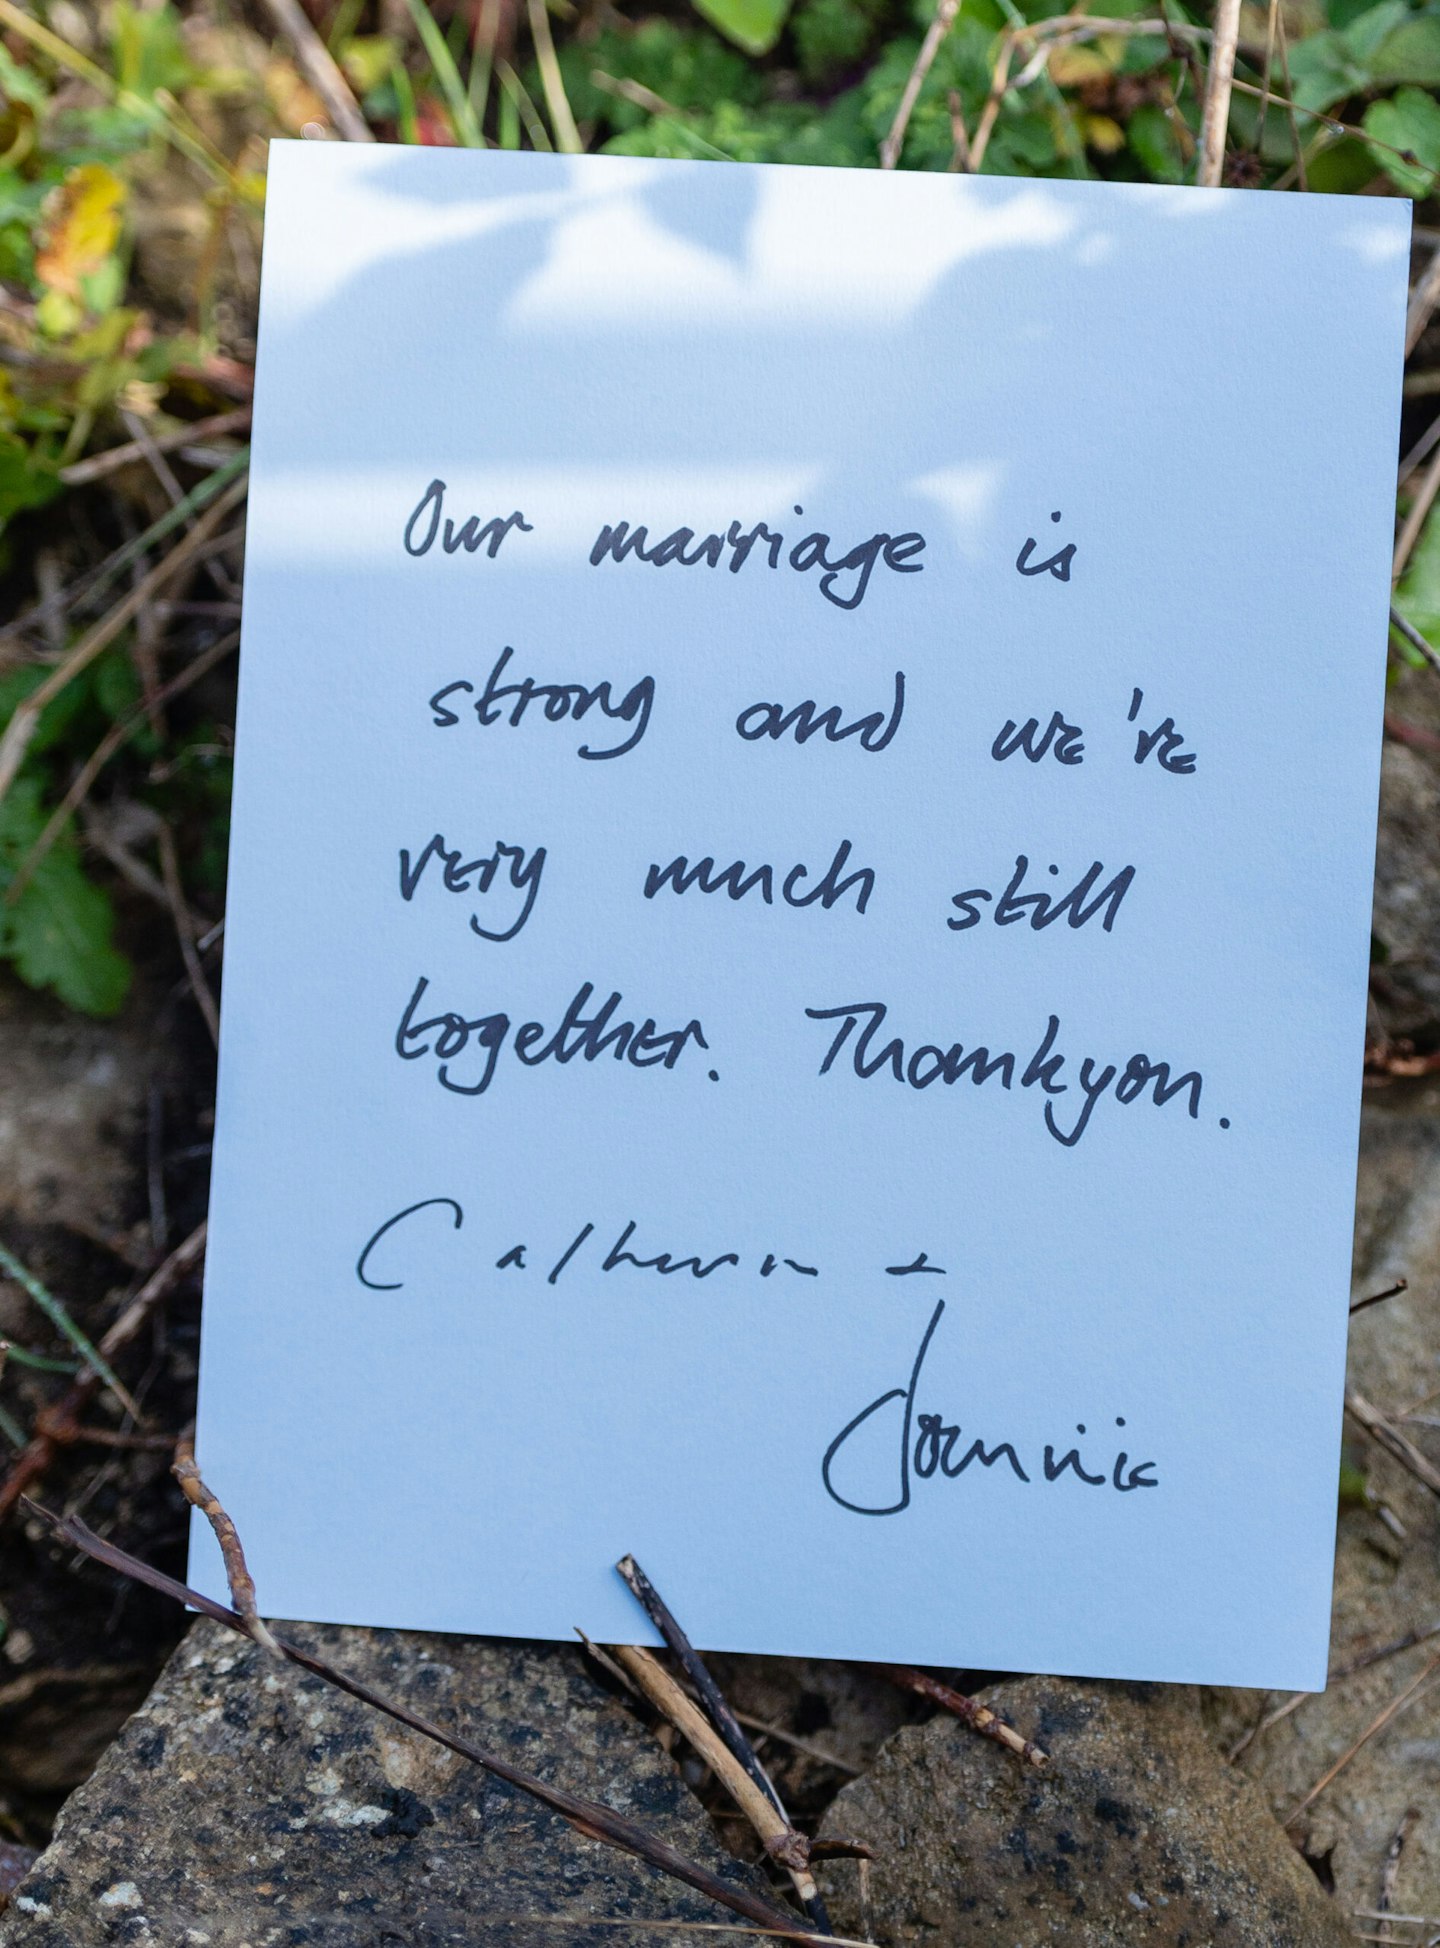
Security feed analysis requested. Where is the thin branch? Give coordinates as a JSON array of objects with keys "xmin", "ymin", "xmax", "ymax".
[
  {"xmin": 21, "ymin": 1499, "xmax": 822, "ymax": 1947},
  {"xmin": 1407, "ymin": 245, "xmax": 1440, "ymax": 360},
  {"xmin": 967, "ymin": 29, "xmax": 1016, "ymax": 172},
  {"xmin": 1197, "ymin": 0, "xmax": 1241, "ymax": 185},
  {"xmin": 1252, "ymin": 0, "xmax": 1278, "ymax": 160},
  {"xmin": 258, "ymin": 0, "xmax": 373, "ymax": 140},
  {"xmin": 610, "ymin": 1643, "xmax": 829, "ymax": 1927},
  {"xmin": 881, "ymin": 0, "xmax": 963, "ymax": 170},
  {"xmin": 1395, "ymin": 443, "xmax": 1440, "ymax": 584},
  {"xmin": 156, "ymin": 819, "xmax": 221, "ymax": 1046},
  {"xmin": 1283, "ymin": 1654, "xmax": 1440, "ymax": 1828},
  {"xmin": 614, "ymin": 1558, "xmax": 828, "ymax": 1932},
  {"xmin": 0, "ymin": 1239, "xmax": 140, "ymax": 1419},
  {"xmin": 878, "ymin": 1664, "xmax": 1047, "ymax": 1767},
  {"xmin": 1352, "ymin": 1279, "xmax": 1409, "ymax": 1315},
  {"xmin": 1390, "ymin": 607, "xmax": 1440, "ymax": 678},
  {"xmin": 1346, "ymin": 1391, "xmax": 1440, "ymax": 1499},
  {"xmin": 734, "ymin": 1714, "xmax": 862, "ymax": 1778},
  {"xmin": 0, "ymin": 1223, "xmax": 205, "ymax": 1522},
  {"xmin": 5, "ymin": 630, "xmax": 239, "ymax": 906},
  {"xmin": 0, "ymin": 479, "xmax": 247, "ymax": 814},
  {"xmin": 59, "ymin": 408, "xmax": 251, "ymax": 489},
  {"xmin": 617, "ymin": 1557, "xmax": 787, "ymax": 1819},
  {"xmin": 1377, "ymin": 1807, "xmax": 1418, "ymax": 1945},
  {"xmin": 1399, "ymin": 413, "xmax": 1440, "ymax": 493},
  {"xmin": 173, "ymin": 1440, "xmax": 280, "ymax": 1652}
]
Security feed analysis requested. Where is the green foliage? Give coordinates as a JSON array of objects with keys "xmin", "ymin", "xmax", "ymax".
[
  {"xmin": 1396, "ymin": 500, "xmax": 1440, "ymax": 649},
  {"xmin": 1365, "ymin": 82, "xmax": 1440, "ymax": 192},
  {"xmin": 0, "ymin": 777, "xmax": 130, "ymax": 1017},
  {"xmin": 0, "ymin": 0, "xmax": 1430, "ymax": 1023},
  {"xmin": 693, "ymin": 0, "xmax": 793, "ymax": 57}
]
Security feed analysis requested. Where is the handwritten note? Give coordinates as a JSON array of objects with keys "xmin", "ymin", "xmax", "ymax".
[{"xmin": 194, "ymin": 144, "xmax": 1409, "ymax": 1687}]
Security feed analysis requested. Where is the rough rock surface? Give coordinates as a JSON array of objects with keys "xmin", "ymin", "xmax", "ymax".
[
  {"xmin": 0, "ymin": 980, "xmax": 161, "ymax": 1246},
  {"xmin": 818, "ymin": 1674, "xmax": 1352, "ymax": 1946},
  {"xmin": 1204, "ymin": 1105, "xmax": 1440, "ymax": 1933},
  {"xmin": 0, "ymin": 1621, "xmax": 767, "ymax": 1947}
]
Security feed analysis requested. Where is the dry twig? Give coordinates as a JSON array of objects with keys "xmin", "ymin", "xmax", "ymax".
[
  {"xmin": 615, "ymin": 1557, "xmax": 830, "ymax": 1931},
  {"xmin": 5, "ymin": 630, "xmax": 239, "ymax": 907},
  {"xmin": 1390, "ymin": 606, "xmax": 1440, "ymax": 677},
  {"xmin": 881, "ymin": 0, "xmax": 964, "ymax": 169},
  {"xmin": 1395, "ymin": 445, "xmax": 1440, "ymax": 584},
  {"xmin": 1408, "ymin": 247, "xmax": 1440, "ymax": 361},
  {"xmin": 1283, "ymin": 1654, "xmax": 1440, "ymax": 1828},
  {"xmin": 59, "ymin": 408, "xmax": 252, "ymax": 489},
  {"xmin": 0, "ymin": 479, "xmax": 247, "ymax": 812},
  {"xmin": 1377, "ymin": 1808, "xmax": 1419, "ymax": 1945},
  {"xmin": 617, "ymin": 1557, "xmax": 787, "ymax": 1816},
  {"xmin": 258, "ymin": 0, "xmax": 372, "ymax": 140},
  {"xmin": 878, "ymin": 1663, "xmax": 1048, "ymax": 1766},
  {"xmin": 1352, "ymin": 1279, "xmax": 1409, "ymax": 1315},
  {"xmin": 1197, "ymin": 0, "xmax": 1241, "ymax": 186},
  {"xmin": 610, "ymin": 1643, "xmax": 829, "ymax": 1924},
  {"xmin": 173, "ymin": 1440, "xmax": 280, "ymax": 1653},
  {"xmin": 156, "ymin": 818, "xmax": 221, "ymax": 1045},
  {"xmin": 1346, "ymin": 1391, "xmax": 1440, "ymax": 1499},
  {"xmin": 0, "ymin": 1238, "xmax": 139, "ymax": 1419},
  {"xmin": 0, "ymin": 1222, "xmax": 206, "ymax": 1523},
  {"xmin": 22, "ymin": 1498, "xmax": 823, "ymax": 1946}
]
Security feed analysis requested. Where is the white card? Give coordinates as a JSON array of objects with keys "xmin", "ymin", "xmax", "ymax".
[{"xmin": 194, "ymin": 143, "xmax": 1409, "ymax": 1688}]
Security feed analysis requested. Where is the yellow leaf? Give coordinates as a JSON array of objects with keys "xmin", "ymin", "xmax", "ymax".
[
  {"xmin": 1083, "ymin": 112, "xmax": 1127, "ymax": 153},
  {"xmin": 1049, "ymin": 44, "xmax": 1114, "ymax": 87},
  {"xmin": 35, "ymin": 164, "xmax": 125, "ymax": 303}
]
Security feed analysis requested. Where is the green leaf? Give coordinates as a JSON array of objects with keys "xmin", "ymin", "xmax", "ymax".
[
  {"xmin": 1284, "ymin": 30, "xmax": 1369, "ymax": 110},
  {"xmin": 1370, "ymin": 11, "xmax": 1440, "ymax": 84},
  {"xmin": 0, "ymin": 778, "xmax": 131, "ymax": 1017},
  {"xmin": 110, "ymin": 0, "xmax": 194, "ymax": 99},
  {"xmin": 1396, "ymin": 497, "xmax": 1440, "ymax": 646},
  {"xmin": 1306, "ymin": 132, "xmax": 1385, "ymax": 190},
  {"xmin": 1363, "ymin": 83, "xmax": 1440, "ymax": 194},
  {"xmin": 1340, "ymin": 0, "xmax": 1411, "ymax": 63},
  {"xmin": 690, "ymin": 0, "xmax": 791, "ymax": 57},
  {"xmin": 8, "ymin": 851, "xmax": 131, "ymax": 1015},
  {"xmin": 0, "ymin": 432, "xmax": 61, "ymax": 527},
  {"xmin": 1127, "ymin": 101, "xmax": 1186, "ymax": 182}
]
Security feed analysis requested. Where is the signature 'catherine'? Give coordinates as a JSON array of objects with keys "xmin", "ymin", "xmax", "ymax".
[{"xmin": 821, "ymin": 1300, "xmax": 1158, "ymax": 1514}]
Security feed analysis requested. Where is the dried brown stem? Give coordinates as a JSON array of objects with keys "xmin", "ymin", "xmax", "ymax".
[
  {"xmin": 966, "ymin": 31, "xmax": 1015, "ymax": 172},
  {"xmin": 1283, "ymin": 1654, "xmax": 1440, "ymax": 1828},
  {"xmin": 1390, "ymin": 606, "xmax": 1440, "ymax": 677},
  {"xmin": 59, "ymin": 408, "xmax": 252, "ymax": 489},
  {"xmin": 1395, "ymin": 443, "xmax": 1440, "ymax": 584},
  {"xmin": 1407, "ymin": 246, "xmax": 1440, "ymax": 360},
  {"xmin": 1376, "ymin": 1807, "xmax": 1418, "ymax": 1944},
  {"xmin": 172, "ymin": 1441, "xmax": 279, "ymax": 1653},
  {"xmin": 1351, "ymin": 1279, "xmax": 1409, "ymax": 1315},
  {"xmin": 616, "ymin": 1557, "xmax": 786, "ymax": 1819},
  {"xmin": 878, "ymin": 1664, "xmax": 1048, "ymax": 1766},
  {"xmin": 1229, "ymin": 1622, "xmax": 1440, "ymax": 1759},
  {"xmin": 22, "ymin": 1499, "xmax": 820, "ymax": 1946},
  {"xmin": 0, "ymin": 1222, "xmax": 205, "ymax": 1523},
  {"xmin": 1198, "ymin": 0, "xmax": 1242, "ymax": 186},
  {"xmin": 0, "ymin": 479, "xmax": 247, "ymax": 813},
  {"xmin": 5, "ymin": 630, "xmax": 239, "ymax": 906},
  {"xmin": 155, "ymin": 819, "xmax": 220, "ymax": 1045},
  {"xmin": 610, "ymin": 1644, "xmax": 826, "ymax": 1923},
  {"xmin": 1346, "ymin": 1391, "xmax": 1440, "ymax": 1499},
  {"xmin": 258, "ymin": 0, "xmax": 373, "ymax": 140},
  {"xmin": 881, "ymin": 0, "xmax": 963, "ymax": 169}
]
